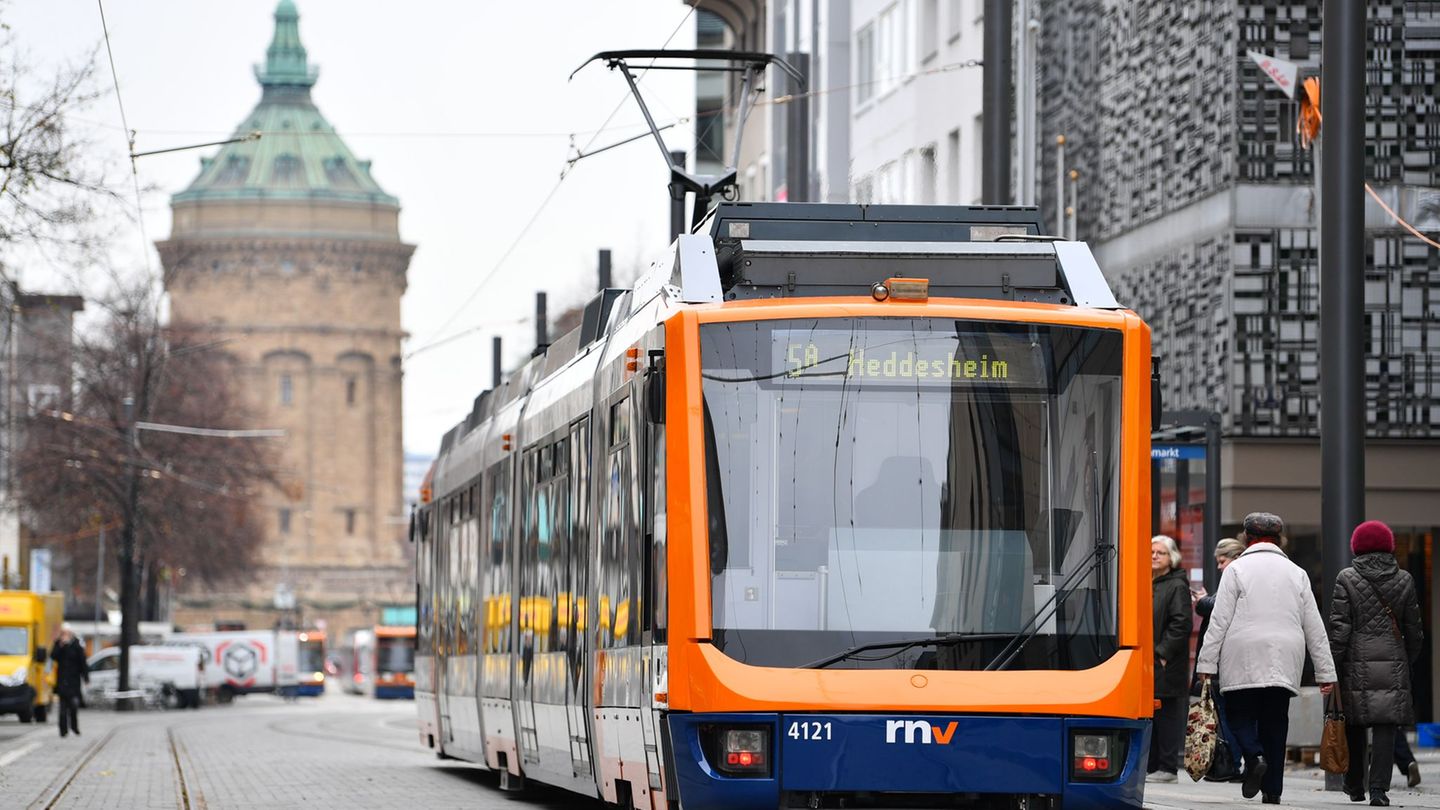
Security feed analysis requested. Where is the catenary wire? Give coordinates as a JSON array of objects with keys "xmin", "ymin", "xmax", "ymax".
[
  {"xmin": 408, "ymin": 7, "xmax": 696, "ymax": 357},
  {"xmin": 95, "ymin": 0, "xmax": 156, "ymax": 281}
]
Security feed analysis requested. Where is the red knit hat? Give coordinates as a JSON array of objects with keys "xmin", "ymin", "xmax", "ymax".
[{"xmin": 1351, "ymin": 520, "xmax": 1395, "ymax": 555}]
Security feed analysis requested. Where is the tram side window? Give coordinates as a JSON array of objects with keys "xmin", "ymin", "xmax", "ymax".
[
  {"xmin": 568, "ymin": 419, "xmax": 590, "ymax": 679},
  {"xmin": 601, "ymin": 396, "xmax": 640, "ymax": 648},
  {"xmin": 485, "ymin": 460, "xmax": 513, "ymax": 655},
  {"xmin": 465, "ymin": 481, "xmax": 481, "ymax": 656},
  {"xmin": 548, "ymin": 437, "xmax": 571, "ymax": 655},
  {"xmin": 416, "ymin": 506, "xmax": 432, "ymax": 657}
]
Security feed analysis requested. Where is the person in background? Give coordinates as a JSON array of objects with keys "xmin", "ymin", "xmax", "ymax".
[
  {"xmin": 1148, "ymin": 534, "xmax": 1192, "ymax": 783},
  {"xmin": 1392, "ymin": 730, "xmax": 1421, "ymax": 789},
  {"xmin": 1196, "ymin": 512, "xmax": 1337, "ymax": 805},
  {"xmin": 49, "ymin": 624, "xmax": 88, "ymax": 738},
  {"xmin": 1330, "ymin": 520, "xmax": 1424, "ymax": 807},
  {"xmin": 1193, "ymin": 537, "xmax": 1247, "ymax": 782}
]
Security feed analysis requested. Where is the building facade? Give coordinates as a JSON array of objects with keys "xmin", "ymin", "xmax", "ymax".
[
  {"xmin": 1035, "ymin": 0, "xmax": 1440, "ymax": 715},
  {"xmin": 157, "ymin": 0, "xmax": 413, "ymax": 633},
  {"xmin": 687, "ymin": 1, "xmax": 987, "ymax": 207},
  {"xmin": 0, "ymin": 287, "xmax": 84, "ymax": 590}
]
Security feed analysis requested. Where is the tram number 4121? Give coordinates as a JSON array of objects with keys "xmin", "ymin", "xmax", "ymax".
[{"xmin": 788, "ymin": 720, "xmax": 834, "ymax": 741}]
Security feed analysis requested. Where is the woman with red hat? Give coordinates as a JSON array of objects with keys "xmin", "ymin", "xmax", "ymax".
[{"xmin": 1329, "ymin": 520, "xmax": 1424, "ymax": 807}]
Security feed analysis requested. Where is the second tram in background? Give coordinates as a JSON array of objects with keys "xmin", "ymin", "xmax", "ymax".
[
  {"xmin": 413, "ymin": 202, "xmax": 1156, "ymax": 809},
  {"xmin": 336, "ymin": 625, "xmax": 416, "ymax": 699}
]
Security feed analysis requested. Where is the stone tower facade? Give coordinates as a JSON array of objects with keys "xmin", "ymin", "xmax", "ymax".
[{"xmin": 158, "ymin": 0, "xmax": 413, "ymax": 633}]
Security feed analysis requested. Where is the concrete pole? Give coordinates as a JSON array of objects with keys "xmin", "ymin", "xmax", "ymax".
[
  {"xmin": 1015, "ymin": 0, "xmax": 1037, "ymax": 205},
  {"xmin": 491, "ymin": 337, "xmax": 502, "ymax": 389},
  {"xmin": 669, "ymin": 150, "xmax": 687, "ymax": 240},
  {"xmin": 598, "ymin": 249, "xmax": 613, "ymax": 290},
  {"xmin": 534, "ymin": 292, "xmax": 548, "ymax": 354},
  {"xmin": 982, "ymin": 0, "xmax": 1012, "ymax": 204},
  {"xmin": 1067, "ymin": 168, "xmax": 1079, "ymax": 239},
  {"xmin": 1319, "ymin": 0, "xmax": 1364, "ymax": 623},
  {"xmin": 1055, "ymin": 135, "xmax": 1066, "ymax": 235},
  {"xmin": 117, "ymin": 395, "xmax": 139, "ymax": 709},
  {"xmin": 785, "ymin": 52, "xmax": 811, "ymax": 203}
]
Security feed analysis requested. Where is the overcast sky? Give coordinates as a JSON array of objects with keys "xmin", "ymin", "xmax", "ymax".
[{"xmin": 13, "ymin": 0, "xmax": 697, "ymax": 457}]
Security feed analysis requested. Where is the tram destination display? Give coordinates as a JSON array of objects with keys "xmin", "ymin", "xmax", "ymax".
[{"xmin": 771, "ymin": 323, "xmax": 1046, "ymax": 388}]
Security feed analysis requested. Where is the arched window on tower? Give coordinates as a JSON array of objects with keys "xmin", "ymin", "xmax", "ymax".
[
  {"xmin": 273, "ymin": 154, "xmax": 302, "ymax": 186},
  {"xmin": 279, "ymin": 373, "xmax": 294, "ymax": 406},
  {"xmin": 346, "ymin": 377, "xmax": 357, "ymax": 406},
  {"xmin": 215, "ymin": 155, "xmax": 250, "ymax": 185}
]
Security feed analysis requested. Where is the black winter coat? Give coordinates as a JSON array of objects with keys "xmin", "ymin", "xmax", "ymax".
[
  {"xmin": 1152, "ymin": 567, "xmax": 1192, "ymax": 698},
  {"xmin": 1329, "ymin": 553, "xmax": 1423, "ymax": 726},
  {"xmin": 49, "ymin": 638, "xmax": 89, "ymax": 699},
  {"xmin": 1190, "ymin": 593, "xmax": 1216, "ymax": 696}
]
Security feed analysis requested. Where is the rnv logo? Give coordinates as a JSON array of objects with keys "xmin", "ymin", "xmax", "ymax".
[{"xmin": 885, "ymin": 720, "xmax": 958, "ymax": 745}]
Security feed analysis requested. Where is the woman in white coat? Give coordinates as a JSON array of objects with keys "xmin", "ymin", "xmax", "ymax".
[{"xmin": 1195, "ymin": 512, "xmax": 1337, "ymax": 805}]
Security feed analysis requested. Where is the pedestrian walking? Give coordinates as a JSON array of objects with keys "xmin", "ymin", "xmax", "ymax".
[
  {"xmin": 1392, "ymin": 730, "xmax": 1422, "ymax": 788},
  {"xmin": 1193, "ymin": 537, "xmax": 1247, "ymax": 781},
  {"xmin": 1195, "ymin": 512, "xmax": 1337, "ymax": 805},
  {"xmin": 1329, "ymin": 520, "xmax": 1424, "ymax": 807},
  {"xmin": 1148, "ymin": 534, "xmax": 1191, "ymax": 783},
  {"xmin": 49, "ymin": 624, "xmax": 88, "ymax": 738}
]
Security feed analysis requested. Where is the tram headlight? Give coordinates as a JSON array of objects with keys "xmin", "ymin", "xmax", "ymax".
[
  {"xmin": 1071, "ymin": 731, "xmax": 1126, "ymax": 781},
  {"xmin": 700, "ymin": 724, "xmax": 771, "ymax": 777}
]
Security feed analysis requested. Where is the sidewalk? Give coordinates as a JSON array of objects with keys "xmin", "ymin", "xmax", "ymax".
[{"xmin": 1146, "ymin": 748, "xmax": 1440, "ymax": 808}]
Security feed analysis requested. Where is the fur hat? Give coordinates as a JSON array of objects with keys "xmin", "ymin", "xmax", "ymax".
[
  {"xmin": 1351, "ymin": 520, "xmax": 1395, "ymax": 555},
  {"xmin": 1242, "ymin": 512, "xmax": 1285, "ymax": 542}
]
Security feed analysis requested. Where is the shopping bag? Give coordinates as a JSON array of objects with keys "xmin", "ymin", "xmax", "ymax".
[
  {"xmin": 1184, "ymin": 680, "xmax": 1219, "ymax": 781},
  {"xmin": 1320, "ymin": 691, "xmax": 1349, "ymax": 774}
]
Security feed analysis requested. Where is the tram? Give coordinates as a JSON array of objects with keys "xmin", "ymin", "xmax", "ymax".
[
  {"xmin": 295, "ymin": 630, "xmax": 326, "ymax": 696},
  {"xmin": 413, "ymin": 203, "xmax": 1155, "ymax": 809}
]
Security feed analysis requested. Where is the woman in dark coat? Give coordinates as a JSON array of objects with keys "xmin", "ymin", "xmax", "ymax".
[
  {"xmin": 1149, "ymin": 535, "xmax": 1192, "ymax": 782},
  {"xmin": 49, "ymin": 625, "xmax": 88, "ymax": 738},
  {"xmin": 1329, "ymin": 521, "xmax": 1424, "ymax": 807}
]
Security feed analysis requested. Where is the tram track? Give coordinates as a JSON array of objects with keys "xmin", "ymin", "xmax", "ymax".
[
  {"xmin": 27, "ymin": 727, "xmax": 118, "ymax": 810},
  {"xmin": 168, "ymin": 726, "xmax": 206, "ymax": 810},
  {"xmin": 265, "ymin": 713, "xmax": 418, "ymax": 754}
]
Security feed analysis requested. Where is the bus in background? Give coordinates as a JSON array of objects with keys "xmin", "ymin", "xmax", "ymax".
[
  {"xmin": 373, "ymin": 625, "xmax": 415, "ymax": 699},
  {"xmin": 295, "ymin": 630, "xmax": 326, "ymax": 696}
]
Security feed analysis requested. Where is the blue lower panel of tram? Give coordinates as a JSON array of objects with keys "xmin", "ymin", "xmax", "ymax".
[{"xmin": 667, "ymin": 712, "xmax": 1148, "ymax": 809}]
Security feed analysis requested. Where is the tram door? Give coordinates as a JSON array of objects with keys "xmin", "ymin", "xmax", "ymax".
[
  {"xmin": 517, "ymin": 448, "xmax": 543, "ymax": 767},
  {"xmin": 566, "ymin": 419, "xmax": 593, "ymax": 774},
  {"xmin": 436, "ymin": 496, "xmax": 453, "ymax": 745}
]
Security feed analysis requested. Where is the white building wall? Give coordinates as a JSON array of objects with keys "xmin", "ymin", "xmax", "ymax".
[{"xmin": 849, "ymin": 0, "xmax": 985, "ymax": 205}]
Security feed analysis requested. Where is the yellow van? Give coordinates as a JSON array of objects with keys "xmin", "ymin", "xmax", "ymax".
[{"xmin": 0, "ymin": 591, "xmax": 62, "ymax": 723}]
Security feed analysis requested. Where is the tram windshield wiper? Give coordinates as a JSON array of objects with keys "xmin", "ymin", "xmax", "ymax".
[{"xmin": 802, "ymin": 633, "xmax": 1018, "ymax": 670}]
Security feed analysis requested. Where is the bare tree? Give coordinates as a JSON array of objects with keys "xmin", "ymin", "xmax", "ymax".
[
  {"xmin": 0, "ymin": 15, "xmax": 111, "ymax": 263},
  {"xmin": 16, "ymin": 284, "xmax": 279, "ymax": 692}
]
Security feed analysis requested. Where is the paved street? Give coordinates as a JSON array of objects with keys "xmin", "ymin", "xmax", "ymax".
[
  {"xmin": 0, "ymin": 692, "xmax": 601, "ymax": 809},
  {"xmin": 5, "ymin": 694, "xmax": 1440, "ymax": 809},
  {"xmin": 1146, "ymin": 756, "xmax": 1440, "ymax": 809}
]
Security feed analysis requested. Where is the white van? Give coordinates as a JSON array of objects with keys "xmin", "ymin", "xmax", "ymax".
[
  {"xmin": 87, "ymin": 645, "xmax": 205, "ymax": 708},
  {"xmin": 169, "ymin": 630, "xmax": 299, "ymax": 702}
]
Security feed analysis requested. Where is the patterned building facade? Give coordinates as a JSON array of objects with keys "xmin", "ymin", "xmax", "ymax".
[
  {"xmin": 157, "ymin": 1, "xmax": 413, "ymax": 632},
  {"xmin": 1037, "ymin": 0, "xmax": 1440, "ymax": 713},
  {"xmin": 1039, "ymin": 0, "xmax": 1440, "ymax": 441}
]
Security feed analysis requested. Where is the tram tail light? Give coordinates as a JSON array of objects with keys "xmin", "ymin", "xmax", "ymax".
[{"xmin": 1071, "ymin": 731, "xmax": 1125, "ymax": 781}]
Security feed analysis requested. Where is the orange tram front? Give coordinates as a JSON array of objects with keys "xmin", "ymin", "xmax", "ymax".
[{"xmin": 412, "ymin": 203, "xmax": 1155, "ymax": 810}]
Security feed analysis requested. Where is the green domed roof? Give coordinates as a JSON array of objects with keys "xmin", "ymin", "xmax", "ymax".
[{"xmin": 173, "ymin": 1, "xmax": 397, "ymax": 207}]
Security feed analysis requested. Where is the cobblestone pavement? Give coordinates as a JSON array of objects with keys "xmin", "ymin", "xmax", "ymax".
[
  {"xmin": 0, "ymin": 691, "xmax": 601, "ymax": 809},
  {"xmin": 9, "ymin": 697, "xmax": 1440, "ymax": 809},
  {"xmin": 1145, "ymin": 751, "xmax": 1440, "ymax": 809}
]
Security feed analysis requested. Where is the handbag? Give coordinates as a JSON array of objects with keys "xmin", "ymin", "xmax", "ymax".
[
  {"xmin": 1204, "ymin": 733, "xmax": 1238, "ymax": 781},
  {"xmin": 1320, "ymin": 690, "xmax": 1349, "ymax": 774},
  {"xmin": 1183, "ymin": 679, "xmax": 1219, "ymax": 781}
]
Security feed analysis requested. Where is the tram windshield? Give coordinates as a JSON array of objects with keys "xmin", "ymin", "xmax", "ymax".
[
  {"xmin": 376, "ymin": 636, "xmax": 415, "ymax": 674},
  {"xmin": 298, "ymin": 639, "xmax": 325, "ymax": 674},
  {"xmin": 700, "ymin": 318, "xmax": 1124, "ymax": 671}
]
